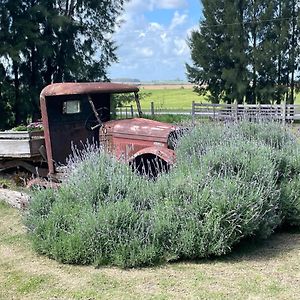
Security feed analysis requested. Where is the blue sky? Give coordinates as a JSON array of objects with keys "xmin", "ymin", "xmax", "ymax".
[{"xmin": 108, "ymin": 0, "xmax": 203, "ymax": 82}]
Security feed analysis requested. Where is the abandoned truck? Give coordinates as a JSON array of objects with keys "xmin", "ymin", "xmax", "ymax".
[{"xmin": 0, "ymin": 82, "xmax": 181, "ymax": 180}]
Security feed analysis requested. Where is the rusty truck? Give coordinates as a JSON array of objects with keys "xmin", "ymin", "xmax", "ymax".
[{"xmin": 0, "ymin": 82, "xmax": 182, "ymax": 181}]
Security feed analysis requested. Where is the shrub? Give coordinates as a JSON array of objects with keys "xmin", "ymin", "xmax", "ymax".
[
  {"xmin": 25, "ymin": 121, "xmax": 300, "ymax": 268},
  {"xmin": 279, "ymin": 177, "xmax": 300, "ymax": 226}
]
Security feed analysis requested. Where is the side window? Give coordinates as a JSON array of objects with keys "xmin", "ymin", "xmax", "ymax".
[{"xmin": 62, "ymin": 100, "xmax": 81, "ymax": 114}]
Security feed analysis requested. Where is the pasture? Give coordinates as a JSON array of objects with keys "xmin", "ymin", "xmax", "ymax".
[
  {"xmin": 138, "ymin": 86, "xmax": 206, "ymax": 110},
  {"xmin": 0, "ymin": 201, "xmax": 299, "ymax": 300},
  {"xmin": 134, "ymin": 85, "xmax": 300, "ymax": 111}
]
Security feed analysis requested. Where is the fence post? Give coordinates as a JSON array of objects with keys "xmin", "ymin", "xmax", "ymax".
[
  {"xmin": 213, "ymin": 105, "xmax": 216, "ymax": 120},
  {"xmin": 151, "ymin": 101, "xmax": 155, "ymax": 117},
  {"xmin": 130, "ymin": 105, "xmax": 134, "ymax": 118},
  {"xmin": 282, "ymin": 101, "xmax": 286, "ymax": 125},
  {"xmin": 235, "ymin": 102, "xmax": 238, "ymax": 121},
  {"xmin": 192, "ymin": 101, "xmax": 195, "ymax": 124}
]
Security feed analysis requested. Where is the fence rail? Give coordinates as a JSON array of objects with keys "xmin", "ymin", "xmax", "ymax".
[
  {"xmin": 192, "ymin": 102, "xmax": 300, "ymax": 123},
  {"xmin": 116, "ymin": 104, "xmax": 191, "ymax": 118},
  {"xmin": 116, "ymin": 102, "xmax": 300, "ymax": 123}
]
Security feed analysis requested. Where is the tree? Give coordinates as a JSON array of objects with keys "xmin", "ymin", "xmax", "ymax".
[
  {"xmin": 187, "ymin": 0, "xmax": 300, "ymax": 104},
  {"xmin": 0, "ymin": 0, "xmax": 127, "ymax": 128},
  {"xmin": 186, "ymin": 0, "xmax": 249, "ymax": 104}
]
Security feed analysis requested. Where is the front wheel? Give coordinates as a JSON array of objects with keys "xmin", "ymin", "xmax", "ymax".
[{"xmin": 131, "ymin": 154, "xmax": 170, "ymax": 179}]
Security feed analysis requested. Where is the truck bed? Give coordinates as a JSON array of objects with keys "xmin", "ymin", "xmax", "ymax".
[{"xmin": 0, "ymin": 131, "xmax": 45, "ymax": 158}]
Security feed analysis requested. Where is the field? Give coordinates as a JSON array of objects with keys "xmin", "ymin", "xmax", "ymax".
[
  {"xmin": 132, "ymin": 85, "xmax": 300, "ymax": 111},
  {"xmin": 136, "ymin": 86, "xmax": 205, "ymax": 110},
  {"xmin": 1, "ymin": 200, "xmax": 300, "ymax": 299}
]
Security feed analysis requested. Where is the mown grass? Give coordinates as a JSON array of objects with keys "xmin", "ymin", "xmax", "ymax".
[
  {"xmin": 0, "ymin": 201, "xmax": 299, "ymax": 300},
  {"xmin": 136, "ymin": 88, "xmax": 207, "ymax": 110},
  {"xmin": 133, "ymin": 87, "xmax": 300, "ymax": 110}
]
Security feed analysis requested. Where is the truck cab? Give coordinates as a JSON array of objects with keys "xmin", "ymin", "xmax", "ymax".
[{"xmin": 40, "ymin": 82, "xmax": 180, "ymax": 178}]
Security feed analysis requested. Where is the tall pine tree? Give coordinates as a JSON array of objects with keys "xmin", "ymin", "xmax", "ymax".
[
  {"xmin": 187, "ymin": 0, "xmax": 300, "ymax": 104},
  {"xmin": 0, "ymin": 0, "xmax": 128, "ymax": 127}
]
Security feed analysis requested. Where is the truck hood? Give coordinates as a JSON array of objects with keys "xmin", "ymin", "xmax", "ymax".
[{"xmin": 104, "ymin": 118, "xmax": 179, "ymax": 140}]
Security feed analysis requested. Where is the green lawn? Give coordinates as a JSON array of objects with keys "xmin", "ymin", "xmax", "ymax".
[
  {"xmin": 1, "ymin": 200, "xmax": 300, "ymax": 300},
  {"xmin": 135, "ymin": 88, "xmax": 207, "ymax": 110},
  {"xmin": 129, "ymin": 87, "xmax": 300, "ymax": 111},
  {"xmin": 295, "ymin": 92, "xmax": 300, "ymax": 104}
]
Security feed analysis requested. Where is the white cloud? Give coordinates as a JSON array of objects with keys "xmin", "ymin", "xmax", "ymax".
[
  {"xmin": 109, "ymin": 0, "xmax": 198, "ymax": 81},
  {"xmin": 169, "ymin": 11, "xmax": 188, "ymax": 30},
  {"xmin": 125, "ymin": 0, "xmax": 150, "ymax": 13},
  {"xmin": 173, "ymin": 38, "xmax": 189, "ymax": 56},
  {"xmin": 154, "ymin": 0, "xmax": 188, "ymax": 10},
  {"xmin": 160, "ymin": 32, "xmax": 168, "ymax": 42},
  {"xmin": 149, "ymin": 22, "xmax": 164, "ymax": 31},
  {"xmin": 139, "ymin": 47, "xmax": 154, "ymax": 57},
  {"xmin": 123, "ymin": 0, "xmax": 187, "ymax": 13}
]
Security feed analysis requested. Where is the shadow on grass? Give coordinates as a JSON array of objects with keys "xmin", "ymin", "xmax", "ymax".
[
  {"xmin": 224, "ymin": 230, "xmax": 299, "ymax": 262},
  {"xmin": 167, "ymin": 227, "xmax": 300, "ymax": 268}
]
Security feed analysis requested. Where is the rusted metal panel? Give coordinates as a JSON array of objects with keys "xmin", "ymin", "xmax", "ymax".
[
  {"xmin": 40, "ymin": 83, "xmax": 140, "ymax": 174},
  {"xmin": 104, "ymin": 118, "xmax": 179, "ymax": 140},
  {"xmin": 128, "ymin": 146, "xmax": 176, "ymax": 166},
  {"xmin": 45, "ymin": 94, "xmax": 101, "ymax": 165},
  {"xmin": 100, "ymin": 118, "xmax": 179, "ymax": 162},
  {"xmin": 41, "ymin": 82, "xmax": 139, "ymax": 97},
  {"xmin": 40, "ymin": 91, "xmax": 55, "ymax": 174}
]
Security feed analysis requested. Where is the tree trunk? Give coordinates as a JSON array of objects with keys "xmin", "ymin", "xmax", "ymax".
[
  {"xmin": 290, "ymin": 0, "xmax": 296, "ymax": 104},
  {"xmin": 12, "ymin": 61, "xmax": 21, "ymax": 126}
]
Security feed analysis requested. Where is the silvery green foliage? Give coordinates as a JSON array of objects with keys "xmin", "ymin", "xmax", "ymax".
[{"xmin": 26, "ymin": 122, "xmax": 300, "ymax": 268}]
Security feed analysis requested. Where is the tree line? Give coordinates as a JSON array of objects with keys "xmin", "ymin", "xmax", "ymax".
[
  {"xmin": 187, "ymin": 0, "xmax": 300, "ymax": 104},
  {"xmin": 0, "ymin": 0, "xmax": 127, "ymax": 130}
]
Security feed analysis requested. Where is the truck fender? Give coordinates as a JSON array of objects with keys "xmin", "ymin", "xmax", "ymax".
[{"xmin": 128, "ymin": 146, "xmax": 176, "ymax": 166}]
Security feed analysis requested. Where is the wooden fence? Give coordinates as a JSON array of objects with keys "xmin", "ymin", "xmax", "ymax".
[
  {"xmin": 116, "ymin": 102, "xmax": 300, "ymax": 123},
  {"xmin": 192, "ymin": 102, "xmax": 300, "ymax": 123},
  {"xmin": 116, "ymin": 105, "xmax": 135, "ymax": 118},
  {"xmin": 116, "ymin": 103, "xmax": 190, "ymax": 118}
]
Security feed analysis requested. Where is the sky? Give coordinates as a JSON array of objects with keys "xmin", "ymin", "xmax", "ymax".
[{"xmin": 108, "ymin": 0, "xmax": 203, "ymax": 82}]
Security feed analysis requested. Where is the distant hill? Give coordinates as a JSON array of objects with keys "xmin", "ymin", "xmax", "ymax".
[
  {"xmin": 112, "ymin": 79, "xmax": 191, "ymax": 85},
  {"xmin": 141, "ymin": 80, "xmax": 190, "ymax": 85},
  {"xmin": 112, "ymin": 78, "xmax": 141, "ymax": 84}
]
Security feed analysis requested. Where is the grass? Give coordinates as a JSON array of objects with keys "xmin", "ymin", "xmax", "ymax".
[
  {"xmin": 295, "ymin": 92, "xmax": 300, "ymax": 104},
  {"xmin": 130, "ymin": 87, "xmax": 300, "ymax": 111},
  {"xmin": 0, "ymin": 200, "xmax": 300, "ymax": 299},
  {"xmin": 135, "ymin": 88, "xmax": 207, "ymax": 110}
]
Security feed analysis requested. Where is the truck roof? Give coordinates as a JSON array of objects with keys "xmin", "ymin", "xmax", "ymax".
[{"xmin": 40, "ymin": 82, "xmax": 139, "ymax": 97}]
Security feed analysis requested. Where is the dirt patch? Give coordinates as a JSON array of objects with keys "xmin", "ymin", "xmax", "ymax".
[{"xmin": 0, "ymin": 188, "xmax": 29, "ymax": 209}]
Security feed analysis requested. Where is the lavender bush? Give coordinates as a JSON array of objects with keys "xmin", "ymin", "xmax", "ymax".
[{"xmin": 25, "ymin": 122, "xmax": 300, "ymax": 268}]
